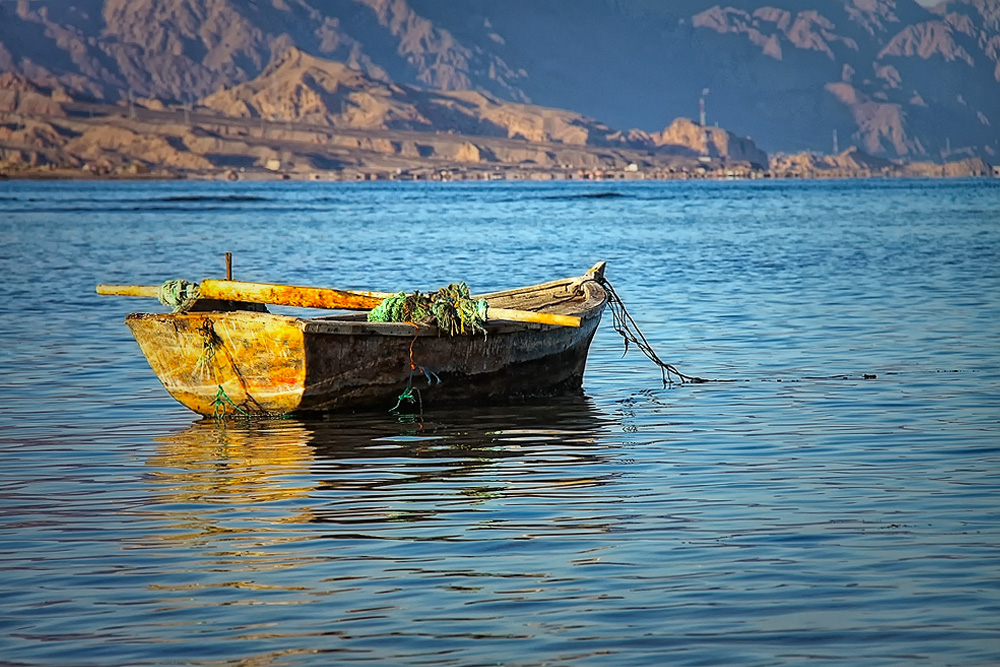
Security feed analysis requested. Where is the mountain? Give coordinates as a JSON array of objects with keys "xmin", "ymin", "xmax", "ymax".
[
  {"xmin": 1, "ymin": 0, "xmax": 997, "ymax": 161},
  {"xmin": 199, "ymin": 47, "xmax": 770, "ymax": 162},
  {"xmin": 419, "ymin": 0, "xmax": 999, "ymax": 158},
  {"xmin": 200, "ymin": 46, "xmax": 614, "ymax": 145},
  {"xmin": 770, "ymin": 144, "xmax": 992, "ymax": 176},
  {"xmin": 0, "ymin": 48, "xmax": 768, "ymax": 178}
]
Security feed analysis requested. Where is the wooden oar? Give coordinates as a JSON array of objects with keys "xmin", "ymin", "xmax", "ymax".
[
  {"xmin": 96, "ymin": 280, "xmax": 581, "ymax": 327},
  {"xmin": 201, "ymin": 279, "xmax": 387, "ymax": 311},
  {"xmin": 96, "ymin": 284, "xmax": 160, "ymax": 298}
]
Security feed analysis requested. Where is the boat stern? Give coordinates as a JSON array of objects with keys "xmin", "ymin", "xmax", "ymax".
[{"xmin": 126, "ymin": 311, "xmax": 307, "ymax": 416}]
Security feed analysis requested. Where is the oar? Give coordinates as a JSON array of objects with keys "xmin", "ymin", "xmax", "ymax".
[
  {"xmin": 201, "ymin": 279, "xmax": 388, "ymax": 311},
  {"xmin": 96, "ymin": 280, "xmax": 581, "ymax": 327},
  {"xmin": 96, "ymin": 284, "xmax": 160, "ymax": 298}
]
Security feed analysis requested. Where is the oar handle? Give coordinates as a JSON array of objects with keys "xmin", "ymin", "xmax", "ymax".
[
  {"xmin": 96, "ymin": 284, "xmax": 160, "ymax": 298},
  {"xmin": 488, "ymin": 307, "xmax": 580, "ymax": 327}
]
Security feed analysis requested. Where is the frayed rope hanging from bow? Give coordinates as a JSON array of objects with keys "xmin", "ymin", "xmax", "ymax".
[{"xmin": 598, "ymin": 276, "xmax": 711, "ymax": 386}]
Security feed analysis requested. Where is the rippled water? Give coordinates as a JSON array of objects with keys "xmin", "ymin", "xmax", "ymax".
[{"xmin": 2, "ymin": 178, "xmax": 999, "ymax": 665}]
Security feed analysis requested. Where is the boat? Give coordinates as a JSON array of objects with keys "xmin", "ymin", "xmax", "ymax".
[{"xmin": 116, "ymin": 262, "xmax": 608, "ymax": 417}]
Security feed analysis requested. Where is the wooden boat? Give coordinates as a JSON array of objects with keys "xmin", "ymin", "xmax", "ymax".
[{"xmin": 119, "ymin": 262, "xmax": 608, "ymax": 417}]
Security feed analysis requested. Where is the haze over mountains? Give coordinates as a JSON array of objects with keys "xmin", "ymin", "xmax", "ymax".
[{"xmin": 1, "ymin": 0, "xmax": 998, "ymax": 175}]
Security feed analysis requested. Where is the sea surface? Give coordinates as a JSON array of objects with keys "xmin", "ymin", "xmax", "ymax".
[{"xmin": 1, "ymin": 177, "xmax": 998, "ymax": 666}]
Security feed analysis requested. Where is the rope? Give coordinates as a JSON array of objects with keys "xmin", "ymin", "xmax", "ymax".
[
  {"xmin": 158, "ymin": 279, "xmax": 201, "ymax": 312},
  {"xmin": 366, "ymin": 282, "xmax": 486, "ymax": 412},
  {"xmin": 390, "ymin": 323, "xmax": 440, "ymax": 413},
  {"xmin": 195, "ymin": 317, "xmax": 221, "ymax": 371},
  {"xmin": 213, "ymin": 385, "xmax": 251, "ymax": 419},
  {"xmin": 367, "ymin": 282, "xmax": 488, "ymax": 336},
  {"xmin": 597, "ymin": 275, "xmax": 712, "ymax": 386},
  {"xmin": 595, "ymin": 277, "xmax": 884, "ymax": 386},
  {"xmin": 197, "ymin": 318, "xmax": 271, "ymax": 418}
]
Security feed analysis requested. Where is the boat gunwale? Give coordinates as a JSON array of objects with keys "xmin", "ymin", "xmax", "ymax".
[
  {"xmin": 125, "ymin": 271, "xmax": 607, "ymax": 339},
  {"xmin": 303, "ymin": 275, "xmax": 606, "ymax": 336}
]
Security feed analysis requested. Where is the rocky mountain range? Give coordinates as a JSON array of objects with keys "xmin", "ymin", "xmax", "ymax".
[{"xmin": 1, "ymin": 0, "xmax": 998, "ymax": 173}]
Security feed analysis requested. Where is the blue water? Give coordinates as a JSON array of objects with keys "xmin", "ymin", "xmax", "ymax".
[{"xmin": 1, "ymin": 178, "xmax": 999, "ymax": 666}]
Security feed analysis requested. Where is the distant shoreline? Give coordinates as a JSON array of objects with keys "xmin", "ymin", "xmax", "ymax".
[{"xmin": 2, "ymin": 165, "xmax": 996, "ymax": 183}]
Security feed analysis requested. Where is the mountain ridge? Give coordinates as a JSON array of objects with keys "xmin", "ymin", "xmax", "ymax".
[{"xmin": 1, "ymin": 0, "xmax": 997, "ymax": 163}]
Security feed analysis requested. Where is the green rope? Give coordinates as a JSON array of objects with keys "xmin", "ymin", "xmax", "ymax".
[
  {"xmin": 212, "ymin": 385, "xmax": 251, "ymax": 419},
  {"xmin": 367, "ymin": 282, "xmax": 488, "ymax": 335},
  {"xmin": 366, "ymin": 282, "xmax": 485, "ymax": 411},
  {"xmin": 391, "ymin": 385, "xmax": 417, "ymax": 412},
  {"xmin": 158, "ymin": 279, "xmax": 201, "ymax": 312},
  {"xmin": 390, "ymin": 366, "xmax": 440, "ymax": 413}
]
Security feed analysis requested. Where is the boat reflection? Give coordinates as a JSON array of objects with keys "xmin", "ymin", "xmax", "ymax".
[
  {"xmin": 133, "ymin": 395, "xmax": 624, "ymax": 648},
  {"xmin": 144, "ymin": 393, "xmax": 617, "ymax": 534},
  {"xmin": 305, "ymin": 394, "xmax": 617, "ymax": 515},
  {"xmin": 147, "ymin": 418, "xmax": 318, "ymax": 506},
  {"xmin": 139, "ymin": 420, "xmax": 320, "ymax": 583}
]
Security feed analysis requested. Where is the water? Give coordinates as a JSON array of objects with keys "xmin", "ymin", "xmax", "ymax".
[{"xmin": 1, "ymin": 178, "xmax": 998, "ymax": 666}]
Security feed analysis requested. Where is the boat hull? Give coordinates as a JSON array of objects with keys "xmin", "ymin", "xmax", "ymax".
[{"xmin": 126, "ymin": 270, "xmax": 606, "ymax": 416}]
